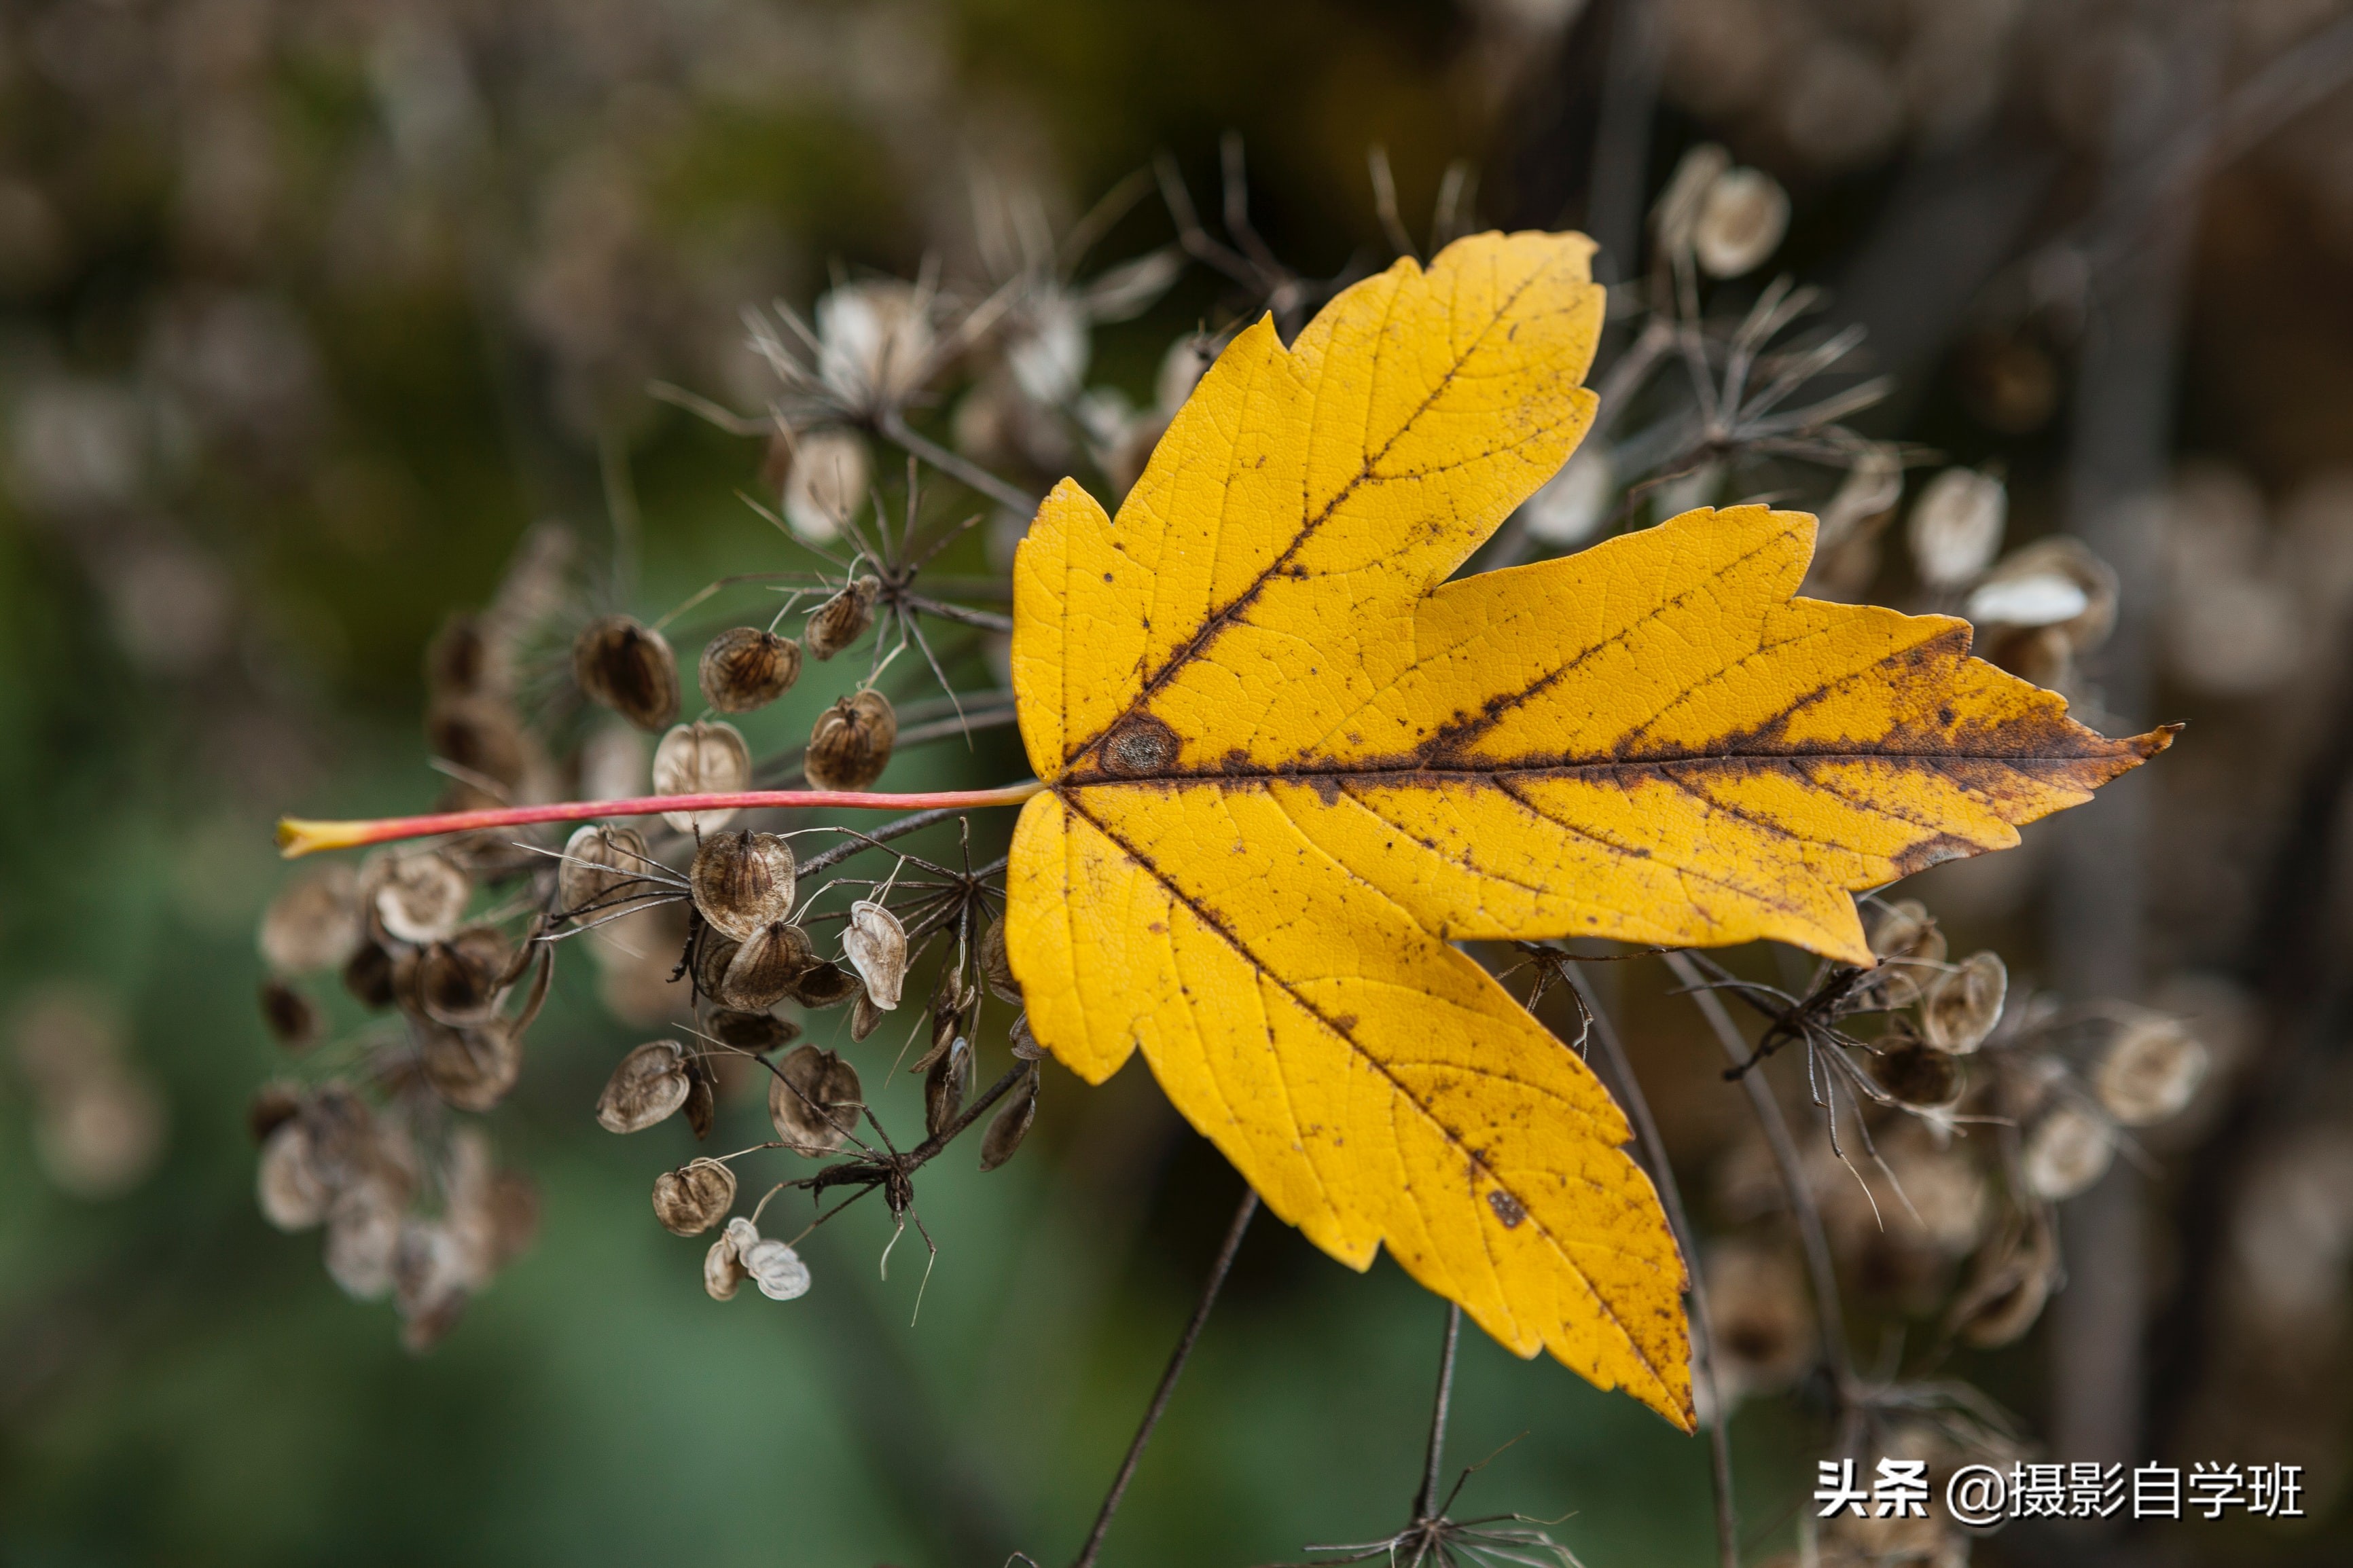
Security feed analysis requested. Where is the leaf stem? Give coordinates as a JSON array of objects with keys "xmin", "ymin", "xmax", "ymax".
[
  {"xmin": 1070, "ymin": 1185, "xmax": 1260, "ymax": 1568},
  {"xmin": 1571, "ymin": 964, "xmax": 1739, "ymax": 1568},
  {"xmin": 1411, "ymin": 1302, "xmax": 1462, "ymax": 1525},
  {"xmin": 275, "ymin": 780, "xmax": 1047, "ymax": 858}
]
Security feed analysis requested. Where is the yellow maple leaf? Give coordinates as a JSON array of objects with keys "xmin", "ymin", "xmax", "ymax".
[{"xmin": 1001, "ymin": 231, "xmax": 2169, "ymax": 1431}]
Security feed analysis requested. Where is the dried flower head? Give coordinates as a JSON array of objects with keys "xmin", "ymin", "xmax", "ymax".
[
  {"xmin": 259, "ymin": 979, "xmax": 323, "ymax": 1052},
  {"xmin": 2094, "ymin": 1013, "xmax": 2209, "ymax": 1127},
  {"xmin": 698, "ymin": 626, "xmax": 802, "ymax": 712},
  {"xmin": 689, "ymin": 831, "xmax": 797, "ymax": 941},
  {"xmin": 980, "ymin": 1068, "xmax": 1039, "ymax": 1171},
  {"xmin": 1907, "ymin": 467, "xmax": 2007, "ymax": 588},
  {"xmin": 1693, "ymin": 166, "xmax": 1789, "ymax": 279},
  {"xmin": 2023, "ymin": 1101, "xmax": 2115, "ymax": 1201},
  {"xmin": 781, "ymin": 428, "xmax": 870, "ymax": 545},
  {"xmin": 596, "ymin": 1040, "xmax": 692, "ymax": 1133},
  {"xmin": 573, "ymin": 615, "xmax": 680, "ymax": 731},
  {"xmin": 804, "ymin": 577, "xmax": 880, "ymax": 661},
  {"xmin": 769, "ymin": 1044, "xmax": 864, "ymax": 1155},
  {"xmin": 842, "ymin": 898, "xmax": 909, "ymax": 1008},
  {"xmin": 652, "ymin": 720, "xmax": 751, "ymax": 834},
  {"xmin": 370, "ymin": 850, "xmax": 471, "ymax": 945},
  {"xmin": 815, "ymin": 280, "xmax": 937, "ymax": 411},
  {"xmin": 803, "ymin": 689, "xmax": 896, "ymax": 790},
  {"xmin": 556, "ymin": 824, "xmax": 650, "ymax": 918},
  {"xmin": 721, "ymin": 921, "xmax": 822, "ymax": 1010},
  {"xmin": 653, "ymin": 1157, "xmax": 736, "ymax": 1236},
  {"xmin": 259, "ymin": 862, "xmax": 364, "ymax": 974},
  {"xmin": 1921, "ymin": 951, "xmax": 2007, "ymax": 1054}
]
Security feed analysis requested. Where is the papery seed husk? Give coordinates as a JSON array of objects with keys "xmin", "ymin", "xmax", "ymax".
[
  {"xmin": 1873, "ymin": 1041, "xmax": 1963, "ymax": 1110},
  {"xmin": 596, "ymin": 1040, "xmax": 691, "ymax": 1133},
  {"xmin": 699, "ymin": 627, "xmax": 802, "ymax": 712},
  {"xmin": 850, "ymin": 987, "xmax": 884, "ymax": 1042},
  {"xmin": 933, "ymin": 960, "xmax": 972, "ymax": 1020},
  {"xmin": 2095, "ymin": 1015, "xmax": 2209, "ymax": 1127},
  {"xmin": 342, "ymin": 938, "xmax": 406, "ymax": 1011},
  {"xmin": 259, "ymin": 979, "xmax": 323, "ymax": 1052},
  {"xmin": 418, "ymin": 1019, "xmax": 524, "ymax": 1113},
  {"xmin": 802, "ymin": 689, "xmax": 895, "ymax": 790},
  {"xmin": 372, "ymin": 851, "xmax": 472, "ymax": 945},
  {"xmin": 804, "ymin": 577, "xmax": 878, "ymax": 661},
  {"xmin": 912, "ymin": 1006, "xmax": 962, "ymax": 1074},
  {"xmin": 1921, "ymin": 952, "xmax": 2007, "ymax": 1054},
  {"xmin": 485, "ymin": 1171, "xmax": 540, "ymax": 1270},
  {"xmin": 980, "ymin": 919, "xmax": 1020, "ymax": 1002},
  {"xmin": 1693, "ymin": 166, "xmax": 1789, "ymax": 280},
  {"xmin": 1702, "ymin": 1241, "xmax": 1816, "ymax": 1398},
  {"xmin": 258, "ymin": 1120, "xmax": 333, "ymax": 1230},
  {"xmin": 1907, "ymin": 467, "xmax": 2007, "ymax": 588},
  {"xmin": 786, "ymin": 961, "xmax": 861, "ymax": 1009},
  {"xmin": 1950, "ymin": 1211, "xmax": 2059, "ymax": 1349},
  {"xmin": 426, "ymin": 612, "xmax": 491, "ymax": 698},
  {"xmin": 682, "ymin": 1053, "xmax": 717, "ymax": 1140},
  {"xmin": 689, "ymin": 831, "xmax": 797, "ymax": 941},
  {"xmin": 721, "ymin": 922, "xmax": 821, "ymax": 1010},
  {"xmin": 573, "ymin": 615, "xmax": 680, "ymax": 731},
  {"xmin": 425, "ymin": 695, "xmax": 529, "ymax": 790},
  {"xmin": 841, "ymin": 899, "xmax": 908, "ymax": 1008},
  {"xmin": 706, "ymin": 1008, "xmax": 799, "ymax": 1053},
  {"xmin": 260, "ymin": 862, "xmax": 365, "ymax": 974},
  {"xmin": 414, "ymin": 926, "xmax": 513, "ymax": 1025},
  {"xmin": 556, "ymin": 824, "xmax": 650, "ymax": 921},
  {"xmin": 1009, "ymin": 1011, "xmax": 1045, "ymax": 1061},
  {"xmin": 323, "ymin": 1181, "xmax": 403, "ymax": 1300},
  {"xmin": 652, "ymin": 720, "xmax": 751, "ymax": 834},
  {"xmin": 1861, "ymin": 900, "xmax": 1946, "ymax": 1006},
  {"xmin": 653, "ymin": 1158, "xmax": 736, "ymax": 1236},
  {"xmin": 769, "ymin": 1044, "xmax": 864, "ymax": 1155},
  {"xmin": 2023, "ymin": 1103, "xmax": 2115, "ymax": 1201},
  {"xmin": 694, "ymin": 930, "xmax": 741, "ymax": 1004},
  {"xmin": 742, "ymin": 1237, "xmax": 812, "ymax": 1300},
  {"xmin": 979, "ymin": 1069, "xmax": 1039, "ymax": 1172},
  {"xmin": 924, "ymin": 1034, "xmax": 973, "ymax": 1139},
  {"xmin": 704, "ymin": 1235, "xmax": 749, "ymax": 1300}
]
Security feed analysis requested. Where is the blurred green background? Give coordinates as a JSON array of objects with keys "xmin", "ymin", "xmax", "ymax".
[{"xmin": 6, "ymin": 1, "xmax": 2353, "ymax": 1565}]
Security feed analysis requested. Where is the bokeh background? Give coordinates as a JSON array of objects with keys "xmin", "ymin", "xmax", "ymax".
[{"xmin": 5, "ymin": 1, "xmax": 2353, "ymax": 1564}]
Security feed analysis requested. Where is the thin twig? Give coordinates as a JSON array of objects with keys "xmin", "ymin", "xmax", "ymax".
[
  {"xmin": 1571, "ymin": 965, "xmax": 1740, "ymax": 1568},
  {"xmin": 1071, "ymin": 1186, "xmax": 1261, "ymax": 1568},
  {"xmin": 1664, "ymin": 951, "xmax": 1858, "ymax": 1455},
  {"xmin": 877, "ymin": 407, "xmax": 1040, "ymax": 514},
  {"xmin": 1412, "ymin": 1302, "xmax": 1462, "ymax": 1525}
]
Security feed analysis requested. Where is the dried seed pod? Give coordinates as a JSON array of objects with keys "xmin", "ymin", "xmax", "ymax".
[
  {"xmin": 414, "ymin": 926, "xmax": 514, "ymax": 1026},
  {"xmin": 1009, "ymin": 1011, "xmax": 1045, "ymax": 1061},
  {"xmin": 372, "ymin": 851, "xmax": 472, "ymax": 946},
  {"xmin": 1702, "ymin": 1240, "xmax": 1815, "ymax": 1401},
  {"xmin": 705, "ymin": 1008, "xmax": 798, "ymax": 1053},
  {"xmin": 804, "ymin": 577, "xmax": 880, "ymax": 661},
  {"xmin": 689, "ymin": 831, "xmax": 797, "ymax": 941},
  {"xmin": 2094, "ymin": 1014, "xmax": 2208, "ymax": 1126},
  {"xmin": 651, "ymin": 720, "xmax": 752, "ymax": 834},
  {"xmin": 596, "ymin": 1040, "xmax": 692, "ymax": 1133},
  {"xmin": 1970, "ymin": 535, "xmax": 2118, "ymax": 657},
  {"xmin": 1861, "ymin": 898, "xmax": 1947, "ymax": 1006},
  {"xmin": 257, "ymin": 1120, "xmax": 332, "ymax": 1230},
  {"xmin": 1693, "ymin": 166, "xmax": 1789, "ymax": 279},
  {"xmin": 1873, "ymin": 1040, "xmax": 1963, "ymax": 1110},
  {"xmin": 693, "ymin": 932, "xmax": 741, "ymax": 1003},
  {"xmin": 653, "ymin": 1157, "xmax": 736, "ymax": 1237},
  {"xmin": 556, "ymin": 824, "xmax": 649, "ymax": 920},
  {"xmin": 980, "ymin": 1069, "xmax": 1039, "ymax": 1171},
  {"xmin": 681, "ymin": 1054, "xmax": 717, "ymax": 1140},
  {"xmin": 259, "ymin": 979, "xmax": 323, "ymax": 1052},
  {"xmin": 259, "ymin": 862, "xmax": 364, "ymax": 974},
  {"xmin": 2023, "ymin": 1102, "xmax": 2115, "ymax": 1201},
  {"xmin": 342, "ymin": 939, "xmax": 403, "ymax": 1010},
  {"xmin": 802, "ymin": 690, "xmax": 896, "ymax": 790},
  {"xmin": 418, "ymin": 1019, "xmax": 524, "ymax": 1113},
  {"xmin": 721, "ymin": 922, "xmax": 821, "ymax": 1011},
  {"xmin": 425, "ymin": 695, "xmax": 528, "ymax": 790},
  {"xmin": 842, "ymin": 899, "xmax": 908, "ymax": 1008},
  {"xmin": 769, "ymin": 1045, "xmax": 864, "ymax": 1155},
  {"xmin": 1949, "ymin": 1210, "xmax": 2059, "ymax": 1349},
  {"xmin": 782, "ymin": 427, "xmax": 870, "ymax": 544},
  {"xmin": 980, "ymin": 919, "xmax": 1021, "ymax": 1002},
  {"xmin": 704, "ymin": 1227, "xmax": 750, "ymax": 1301},
  {"xmin": 1907, "ymin": 468, "xmax": 2007, "ymax": 588},
  {"xmin": 1920, "ymin": 952, "xmax": 2006, "ymax": 1055},
  {"xmin": 573, "ymin": 615, "xmax": 679, "ymax": 731},
  {"xmin": 933, "ymin": 960, "xmax": 973, "ymax": 1021},
  {"xmin": 324, "ymin": 1180, "xmax": 404, "ymax": 1300},
  {"xmin": 786, "ymin": 961, "xmax": 861, "ymax": 1009},
  {"xmin": 742, "ymin": 1235, "xmax": 812, "ymax": 1301},
  {"xmin": 924, "ymin": 1033, "xmax": 973, "ymax": 1139},
  {"xmin": 913, "ymin": 1004, "xmax": 962, "ymax": 1074},
  {"xmin": 425, "ymin": 612, "xmax": 491, "ymax": 698},
  {"xmin": 699, "ymin": 626, "xmax": 801, "ymax": 712},
  {"xmin": 849, "ymin": 987, "xmax": 884, "ymax": 1042},
  {"xmin": 248, "ymin": 1080, "xmax": 303, "ymax": 1143}
]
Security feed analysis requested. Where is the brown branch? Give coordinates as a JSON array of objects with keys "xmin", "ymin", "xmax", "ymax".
[{"xmin": 1411, "ymin": 1302, "xmax": 1463, "ymax": 1525}]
